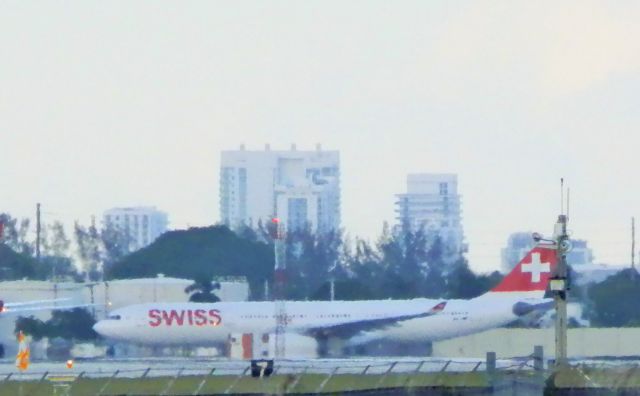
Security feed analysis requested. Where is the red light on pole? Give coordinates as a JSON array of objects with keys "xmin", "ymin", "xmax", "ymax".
[{"xmin": 268, "ymin": 217, "xmax": 282, "ymax": 239}]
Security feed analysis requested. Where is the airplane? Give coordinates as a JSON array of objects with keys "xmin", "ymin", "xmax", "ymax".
[{"xmin": 93, "ymin": 242, "xmax": 557, "ymax": 356}]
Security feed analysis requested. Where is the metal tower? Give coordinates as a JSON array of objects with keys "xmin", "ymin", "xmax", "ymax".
[
  {"xmin": 271, "ymin": 218, "xmax": 287, "ymax": 359},
  {"xmin": 551, "ymin": 214, "xmax": 570, "ymax": 367}
]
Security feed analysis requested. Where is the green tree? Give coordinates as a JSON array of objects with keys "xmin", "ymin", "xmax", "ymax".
[
  {"xmin": 376, "ymin": 225, "xmax": 448, "ymax": 299},
  {"xmin": 0, "ymin": 214, "xmax": 33, "ymax": 256},
  {"xmin": 15, "ymin": 316, "xmax": 47, "ymax": 340},
  {"xmin": 0, "ymin": 244, "xmax": 38, "ymax": 280},
  {"xmin": 47, "ymin": 308, "xmax": 98, "ymax": 340},
  {"xmin": 342, "ymin": 238, "xmax": 383, "ymax": 300},
  {"xmin": 107, "ymin": 226, "xmax": 273, "ymax": 299},
  {"xmin": 101, "ymin": 223, "xmax": 131, "ymax": 271},
  {"xmin": 49, "ymin": 221, "xmax": 71, "ymax": 258},
  {"xmin": 74, "ymin": 222, "xmax": 102, "ymax": 281},
  {"xmin": 284, "ymin": 227, "xmax": 343, "ymax": 300},
  {"xmin": 15, "ymin": 309, "xmax": 97, "ymax": 341},
  {"xmin": 185, "ymin": 274, "xmax": 221, "ymax": 302},
  {"xmin": 422, "ymin": 235, "xmax": 448, "ymax": 298},
  {"xmin": 586, "ymin": 268, "xmax": 640, "ymax": 327},
  {"xmin": 35, "ymin": 221, "xmax": 80, "ymax": 281},
  {"xmin": 446, "ymin": 257, "xmax": 503, "ymax": 299}
]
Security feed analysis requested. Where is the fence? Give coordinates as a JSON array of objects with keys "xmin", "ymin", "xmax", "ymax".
[{"xmin": 0, "ymin": 353, "xmax": 638, "ymax": 395}]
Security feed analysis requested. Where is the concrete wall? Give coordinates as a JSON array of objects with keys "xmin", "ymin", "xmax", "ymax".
[{"xmin": 432, "ymin": 327, "xmax": 640, "ymax": 358}]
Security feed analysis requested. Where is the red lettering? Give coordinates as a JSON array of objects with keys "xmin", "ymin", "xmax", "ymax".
[
  {"xmin": 148, "ymin": 309, "xmax": 161, "ymax": 327},
  {"xmin": 162, "ymin": 310, "xmax": 185, "ymax": 326},
  {"xmin": 150, "ymin": 309, "xmax": 219, "ymax": 327},
  {"xmin": 194, "ymin": 309, "xmax": 207, "ymax": 326},
  {"xmin": 209, "ymin": 309, "xmax": 222, "ymax": 326}
]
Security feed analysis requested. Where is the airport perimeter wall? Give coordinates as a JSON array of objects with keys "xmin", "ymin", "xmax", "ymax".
[{"xmin": 432, "ymin": 328, "xmax": 640, "ymax": 358}]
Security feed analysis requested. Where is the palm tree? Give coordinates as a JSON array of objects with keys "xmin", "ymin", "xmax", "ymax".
[{"xmin": 185, "ymin": 274, "xmax": 221, "ymax": 303}]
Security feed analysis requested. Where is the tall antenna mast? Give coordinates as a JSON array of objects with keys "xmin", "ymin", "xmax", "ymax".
[
  {"xmin": 560, "ymin": 178, "xmax": 564, "ymax": 215},
  {"xmin": 272, "ymin": 217, "xmax": 287, "ymax": 359},
  {"xmin": 553, "ymin": 178, "xmax": 570, "ymax": 368}
]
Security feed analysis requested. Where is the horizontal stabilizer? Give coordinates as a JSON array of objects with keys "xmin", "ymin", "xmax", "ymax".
[{"xmin": 512, "ymin": 300, "xmax": 554, "ymax": 317}]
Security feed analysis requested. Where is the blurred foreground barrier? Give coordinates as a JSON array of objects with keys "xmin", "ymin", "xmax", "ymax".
[{"xmin": 0, "ymin": 350, "xmax": 638, "ymax": 395}]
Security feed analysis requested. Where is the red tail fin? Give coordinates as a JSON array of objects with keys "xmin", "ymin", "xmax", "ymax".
[{"xmin": 491, "ymin": 245, "xmax": 557, "ymax": 293}]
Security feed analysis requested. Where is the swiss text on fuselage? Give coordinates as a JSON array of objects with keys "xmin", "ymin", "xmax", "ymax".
[{"xmin": 148, "ymin": 309, "xmax": 222, "ymax": 327}]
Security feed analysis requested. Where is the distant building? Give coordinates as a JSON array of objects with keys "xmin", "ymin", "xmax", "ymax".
[
  {"xmin": 501, "ymin": 233, "xmax": 536, "ymax": 273},
  {"xmin": 395, "ymin": 173, "xmax": 466, "ymax": 255},
  {"xmin": 103, "ymin": 207, "xmax": 168, "ymax": 251},
  {"xmin": 220, "ymin": 144, "xmax": 340, "ymax": 234},
  {"xmin": 501, "ymin": 232, "xmax": 594, "ymax": 273}
]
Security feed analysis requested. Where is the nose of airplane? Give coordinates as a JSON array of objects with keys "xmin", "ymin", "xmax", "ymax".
[{"xmin": 93, "ymin": 320, "xmax": 112, "ymax": 338}]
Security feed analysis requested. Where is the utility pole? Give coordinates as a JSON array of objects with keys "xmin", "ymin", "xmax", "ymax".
[
  {"xmin": 550, "ymin": 180, "xmax": 571, "ymax": 367},
  {"xmin": 36, "ymin": 203, "xmax": 41, "ymax": 263},
  {"xmin": 272, "ymin": 217, "xmax": 287, "ymax": 359},
  {"xmin": 551, "ymin": 213, "xmax": 570, "ymax": 367}
]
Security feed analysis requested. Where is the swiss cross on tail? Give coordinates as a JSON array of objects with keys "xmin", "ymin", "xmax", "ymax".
[{"xmin": 491, "ymin": 246, "xmax": 557, "ymax": 292}]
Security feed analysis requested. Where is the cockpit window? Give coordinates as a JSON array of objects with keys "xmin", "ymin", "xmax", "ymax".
[{"xmin": 107, "ymin": 314, "xmax": 122, "ymax": 320}]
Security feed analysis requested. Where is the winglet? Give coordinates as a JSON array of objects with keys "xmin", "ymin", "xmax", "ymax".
[{"xmin": 429, "ymin": 301, "xmax": 447, "ymax": 314}]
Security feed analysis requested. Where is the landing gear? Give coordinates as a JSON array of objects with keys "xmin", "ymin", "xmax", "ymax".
[
  {"xmin": 0, "ymin": 343, "xmax": 4, "ymax": 359},
  {"xmin": 316, "ymin": 335, "xmax": 329, "ymax": 358}
]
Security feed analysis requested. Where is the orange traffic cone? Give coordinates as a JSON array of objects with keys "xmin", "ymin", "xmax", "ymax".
[{"xmin": 15, "ymin": 331, "xmax": 30, "ymax": 371}]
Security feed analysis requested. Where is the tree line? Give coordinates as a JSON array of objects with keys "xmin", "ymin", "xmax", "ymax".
[
  {"xmin": 0, "ymin": 213, "xmax": 131, "ymax": 281},
  {"xmin": 0, "ymin": 213, "xmax": 505, "ymax": 301},
  {"xmin": 108, "ymin": 221, "xmax": 503, "ymax": 301}
]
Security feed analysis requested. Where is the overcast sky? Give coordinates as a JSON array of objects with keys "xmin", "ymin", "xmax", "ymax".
[{"xmin": 1, "ymin": 1, "xmax": 639, "ymax": 272}]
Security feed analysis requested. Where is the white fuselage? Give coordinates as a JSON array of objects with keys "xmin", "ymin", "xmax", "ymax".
[{"xmin": 93, "ymin": 292, "xmax": 542, "ymax": 347}]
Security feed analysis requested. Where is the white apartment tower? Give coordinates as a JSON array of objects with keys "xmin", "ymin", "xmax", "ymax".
[
  {"xmin": 102, "ymin": 207, "xmax": 168, "ymax": 251},
  {"xmin": 395, "ymin": 174, "xmax": 466, "ymax": 254},
  {"xmin": 220, "ymin": 144, "xmax": 340, "ymax": 234}
]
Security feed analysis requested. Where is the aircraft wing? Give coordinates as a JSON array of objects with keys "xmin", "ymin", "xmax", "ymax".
[
  {"xmin": 1, "ymin": 299, "xmax": 96, "ymax": 315},
  {"xmin": 4, "ymin": 298, "xmax": 71, "ymax": 308},
  {"xmin": 2, "ymin": 304, "xmax": 96, "ymax": 315},
  {"xmin": 302, "ymin": 301, "xmax": 447, "ymax": 339}
]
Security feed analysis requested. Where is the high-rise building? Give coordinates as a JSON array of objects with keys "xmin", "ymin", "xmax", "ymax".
[
  {"xmin": 501, "ymin": 232, "xmax": 594, "ymax": 273},
  {"xmin": 220, "ymin": 144, "xmax": 340, "ymax": 234},
  {"xmin": 395, "ymin": 173, "xmax": 465, "ymax": 254},
  {"xmin": 102, "ymin": 207, "xmax": 168, "ymax": 251}
]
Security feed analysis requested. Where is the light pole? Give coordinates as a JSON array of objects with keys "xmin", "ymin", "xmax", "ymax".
[{"xmin": 550, "ymin": 214, "xmax": 571, "ymax": 367}]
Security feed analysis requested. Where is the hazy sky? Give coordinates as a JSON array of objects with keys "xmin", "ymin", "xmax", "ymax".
[{"xmin": 1, "ymin": 1, "xmax": 639, "ymax": 272}]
